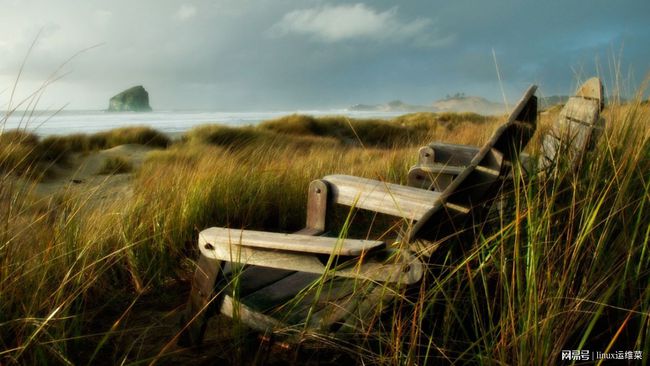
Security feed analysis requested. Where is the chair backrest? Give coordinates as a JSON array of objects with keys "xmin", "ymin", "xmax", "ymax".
[
  {"xmin": 407, "ymin": 85, "xmax": 538, "ymax": 243},
  {"xmin": 539, "ymin": 77, "xmax": 604, "ymax": 172}
]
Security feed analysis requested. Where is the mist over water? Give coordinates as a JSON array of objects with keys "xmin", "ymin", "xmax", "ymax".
[{"xmin": 2, "ymin": 109, "xmax": 406, "ymax": 136}]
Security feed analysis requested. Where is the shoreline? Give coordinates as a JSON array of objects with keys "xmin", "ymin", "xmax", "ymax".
[{"xmin": 1, "ymin": 109, "xmax": 409, "ymax": 137}]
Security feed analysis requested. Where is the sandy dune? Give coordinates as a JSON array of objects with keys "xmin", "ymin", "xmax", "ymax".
[{"xmin": 34, "ymin": 144, "xmax": 159, "ymax": 203}]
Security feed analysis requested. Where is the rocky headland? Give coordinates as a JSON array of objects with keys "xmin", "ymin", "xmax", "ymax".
[{"xmin": 108, "ymin": 85, "xmax": 152, "ymax": 112}]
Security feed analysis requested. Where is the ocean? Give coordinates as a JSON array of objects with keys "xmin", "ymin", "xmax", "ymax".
[{"xmin": 1, "ymin": 109, "xmax": 407, "ymax": 137}]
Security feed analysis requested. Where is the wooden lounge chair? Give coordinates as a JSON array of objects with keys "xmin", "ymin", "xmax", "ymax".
[
  {"xmin": 539, "ymin": 77, "xmax": 605, "ymax": 172},
  {"xmin": 408, "ymin": 78, "xmax": 604, "ymax": 191},
  {"xmin": 178, "ymin": 85, "xmax": 538, "ymax": 348}
]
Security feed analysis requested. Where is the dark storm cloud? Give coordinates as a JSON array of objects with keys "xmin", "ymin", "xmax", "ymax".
[{"xmin": 0, "ymin": 0, "xmax": 648, "ymax": 110}]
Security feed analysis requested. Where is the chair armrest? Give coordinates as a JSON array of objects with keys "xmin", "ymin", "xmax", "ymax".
[
  {"xmin": 411, "ymin": 163, "xmax": 467, "ymax": 175},
  {"xmin": 199, "ymin": 227, "xmax": 384, "ymax": 256},
  {"xmin": 322, "ymin": 174, "xmax": 442, "ymax": 220},
  {"xmin": 198, "ymin": 228, "xmax": 422, "ymax": 284},
  {"xmin": 421, "ymin": 143, "xmax": 480, "ymax": 166}
]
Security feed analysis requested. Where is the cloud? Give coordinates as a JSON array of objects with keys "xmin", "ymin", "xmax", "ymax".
[
  {"xmin": 94, "ymin": 10, "xmax": 112, "ymax": 27},
  {"xmin": 0, "ymin": 0, "xmax": 646, "ymax": 110},
  {"xmin": 174, "ymin": 4, "xmax": 197, "ymax": 21},
  {"xmin": 269, "ymin": 3, "xmax": 451, "ymax": 46}
]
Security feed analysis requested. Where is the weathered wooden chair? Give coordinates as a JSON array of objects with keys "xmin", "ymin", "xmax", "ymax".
[
  {"xmin": 408, "ymin": 78, "xmax": 604, "ymax": 192},
  {"xmin": 179, "ymin": 85, "xmax": 538, "ymax": 348},
  {"xmin": 539, "ymin": 77, "xmax": 605, "ymax": 172}
]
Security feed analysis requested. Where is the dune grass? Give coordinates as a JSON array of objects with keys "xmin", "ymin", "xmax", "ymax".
[
  {"xmin": 0, "ymin": 99, "xmax": 648, "ymax": 364},
  {"xmin": 258, "ymin": 112, "xmax": 498, "ymax": 148},
  {"xmin": 98, "ymin": 156, "xmax": 133, "ymax": 175},
  {"xmin": 40, "ymin": 126, "xmax": 171, "ymax": 156},
  {"xmin": 0, "ymin": 126, "xmax": 170, "ymax": 180}
]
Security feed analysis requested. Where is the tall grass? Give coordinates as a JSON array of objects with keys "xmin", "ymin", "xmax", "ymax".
[
  {"xmin": 259, "ymin": 113, "xmax": 498, "ymax": 148},
  {"xmin": 0, "ymin": 126, "xmax": 170, "ymax": 179},
  {"xmin": 0, "ymin": 98, "xmax": 647, "ymax": 364},
  {"xmin": 40, "ymin": 126, "xmax": 171, "ymax": 155},
  {"xmin": 343, "ymin": 100, "xmax": 650, "ymax": 365}
]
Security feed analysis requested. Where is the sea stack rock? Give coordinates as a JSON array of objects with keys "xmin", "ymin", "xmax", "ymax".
[{"xmin": 108, "ymin": 85, "xmax": 152, "ymax": 112}]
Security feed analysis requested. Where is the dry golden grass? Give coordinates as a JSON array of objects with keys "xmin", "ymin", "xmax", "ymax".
[
  {"xmin": 0, "ymin": 104, "xmax": 648, "ymax": 364},
  {"xmin": 97, "ymin": 156, "xmax": 133, "ymax": 175}
]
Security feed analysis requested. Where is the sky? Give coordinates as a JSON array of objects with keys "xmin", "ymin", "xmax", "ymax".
[{"xmin": 0, "ymin": 0, "xmax": 648, "ymax": 111}]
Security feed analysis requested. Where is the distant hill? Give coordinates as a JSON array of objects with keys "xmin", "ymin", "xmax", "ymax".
[
  {"xmin": 349, "ymin": 96, "xmax": 507, "ymax": 116},
  {"xmin": 431, "ymin": 96, "xmax": 505, "ymax": 115},
  {"xmin": 349, "ymin": 92, "xmax": 628, "ymax": 116},
  {"xmin": 348, "ymin": 100, "xmax": 437, "ymax": 112}
]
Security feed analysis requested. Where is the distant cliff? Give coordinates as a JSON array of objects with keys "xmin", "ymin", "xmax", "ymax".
[
  {"xmin": 431, "ymin": 96, "xmax": 505, "ymax": 115},
  {"xmin": 349, "ymin": 100, "xmax": 437, "ymax": 112},
  {"xmin": 108, "ymin": 86, "xmax": 152, "ymax": 112},
  {"xmin": 349, "ymin": 96, "xmax": 506, "ymax": 115}
]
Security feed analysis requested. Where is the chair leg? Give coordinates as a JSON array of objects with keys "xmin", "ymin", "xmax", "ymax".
[{"xmin": 178, "ymin": 253, "xmax": 223, "ymax": 347}]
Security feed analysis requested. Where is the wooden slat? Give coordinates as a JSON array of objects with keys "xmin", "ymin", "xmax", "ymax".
[
  {"xmin": 418, "ymin": 146, "xmax": 435, "ymax": 165},
  {"xmin": 489, "ymin": 86, "xmax": 537, "ymax": 161},
  {"xmin": 475, "ymin": 165, "xmax": 500, "ymax": 176},
  {"xmin": 509, "ymin": 85, "xmax": 539, "ymax": 124},
  {"xmin": 558, "ymin": 97, "xmax": 599, "ymax": 125},
  {"xmin": 407, "ymin": 163, "xmax": 466, "ymax": 190},
  {"xmin": 410, "ymin": 149, "xmax": 530, "ymax": 190},
  {"xmin": 305, "ymin": 180, "xmax": 327, "ymax": 233},
  {"xmin": 541, "ymin": 80, "xmax": 603, "ymax": 171},
  {"xmin": 238, "ymin": 272, "xmax": 377, "ymax": 325},
  {"xmin": 576, "ymin": 77, "xmax": 605, "ymax": 111},
  {"xmin": 303, "ymin": 280, "xmax": 381, "ymax": 330},
  {"xmin": 200, "ymin": 227, "xmax": 384, "ymax": 256},
  {"xmin": 201, "ymin": 239, "xmax": 422, "ymax": 284},
  {"xmin": 233, "ymin": 265, "xmax": 409, "ymax": 331},
  {"xmin": 427, "ymin": 142, "xmax": 479, "ymax": 165},
  {"xmin": 407, "ymin": 166, "xmax": 456, "ymax": 191},
  {"xmin": 334, "ymin": 282, "xmax": 394, "ymax": 335},
  {"xmin": 519, "ymin": 153, "xmax": 532, "ymax": 173},
  {"xmin": 418, "ymin": 145, "xmax": 530, "ymax": 179},
  {"xmin": 279, "ymin": 277, "xmax": 362, "ymax": 326},
  {"xmin": 553, "ymin": 115, "xmax": 598, "ymax": 146},
  {"xmin": 220, "ymin": 295, "xmax": 285, "ymax": 332},
  {"xmin": 180, "ymin": 254, "xmax": 223, "ymax": 346},
  {"xmin": 323, "ymin": 174, "xmax": 442, "ymax": 220},
  {"xmin": 445, "ymin": 202, "xmax": 471, "ymax": 214},
  {"xmin": 412, "ymin": 163, "xmax": 466, "ymax": 175},
  {"xmin": 221, "ymin": 278, "xmax": 371, "ymax": 333},
  {"xmin": 239, "ymin": 272, "xmax": 320, "ymax": 312},
  {"xmin": 222, "ymin": 265, "xmax": 296, "ymax": 297},
  {"xmin": 540, "ymin": 134, "xmax": 560, "ymax": 167},
  {"xmin": 306, "ymin": 292, "xmax": 360, "ymax": 331}
]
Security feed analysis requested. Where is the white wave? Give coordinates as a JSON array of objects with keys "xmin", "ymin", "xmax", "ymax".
[{"xmin": 1, "ymin": 109, "xmax": 407, "ymax": 136}]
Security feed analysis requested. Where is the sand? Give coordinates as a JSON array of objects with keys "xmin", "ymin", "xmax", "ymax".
[{"xmin": 33, "ymin": 144, "xmax": 160, "ymax": 205}]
